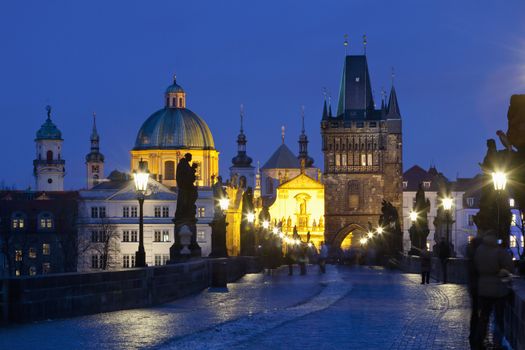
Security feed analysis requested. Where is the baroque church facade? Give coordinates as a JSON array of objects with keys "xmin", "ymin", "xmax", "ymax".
[{"xmin": 321, "ymin": 54, "xmax": 403, "ymax": 247}]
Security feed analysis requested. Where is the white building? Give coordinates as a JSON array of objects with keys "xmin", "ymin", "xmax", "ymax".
[{"xmin": 77, "ymin": 171, "xmax": 213, "ymax": 271}]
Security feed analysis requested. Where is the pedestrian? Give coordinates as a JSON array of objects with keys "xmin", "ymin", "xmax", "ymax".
[
  {"xmin": 285, "ymin": 245, "xmax": 295, "ymax": 276},
  {"xmin": 466, "ymin": 234, "xmax": 483, "ymax": 349},
  {"xmin": 319, "ymin": 241, "xmax": 328, "ymax": 273},
  {"xmin": 420, "ymin": 246, "xmax": 431, "ymax": 284},
  {"xmin": 438, "ymin": 238, "xmax": 451, "ymax": 283},
  {"xmin": 473, "ymin": 231, "xmax": 514, "ymax": 349}
]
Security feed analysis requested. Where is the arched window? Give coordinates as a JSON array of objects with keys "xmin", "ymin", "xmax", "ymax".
[
  {"xmin": 179, "ymin": 98, "xmax": 183, "ymax": 107},
  {"xmin": 46, "ymin": 150, "xmax": 53, "ymax": 162},
  {"xmin": 38, "ymin": 212, "xmax": 54, "ymax": 230},
  {"xmin": 164, "ymin": 161, "xmax": 175, "ymax": 180},
  {"xmin": 266, "ymin": 177, "xmax": 273, "ymax": 194}
]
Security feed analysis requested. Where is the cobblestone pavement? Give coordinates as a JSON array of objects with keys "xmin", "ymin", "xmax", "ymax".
[{"xmin": 0, "ymin": 265, "xmax": 472, "ymax": 350}]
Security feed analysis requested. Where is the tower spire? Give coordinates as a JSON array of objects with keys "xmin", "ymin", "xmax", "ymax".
[
  {"xmin": 281, "ymin": 125, "xmax": 285, "ymax": 144},
  {"xmin": 301, "ymin": 105, "xmax": 305, "ymax": 134},
  {"xmin": 322, "ymin": 88, "xmax": 329, "ymax": 120},
  {"xmin": 240, "ymin": 104, "xmax": 244, "ymax": 134}
]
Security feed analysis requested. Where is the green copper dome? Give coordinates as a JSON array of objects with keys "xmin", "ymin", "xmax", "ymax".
[
  {"xmin": 134, "ymin": 107, "xmax": 215, "ymax": 150},
  {"xmin": 36, "ymin": 107, "xmax": 62, "ymax": 140}
]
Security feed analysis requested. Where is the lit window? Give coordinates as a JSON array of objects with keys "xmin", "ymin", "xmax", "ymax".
[
  {"xmin": 361, "ymin": 154, "xmax": 366, "ymax": 166},
  {"xmin": 15, "ymin": 270, "xmax": 20, "ymax": 276},
  {"xmin": 197, "ymin": 231, "xmax": 206, "ymax": 243},
  {"xmin": 355, "ymin": 77, "xmax": 360, "ymax": 82},
  {"xmin": 162, "ymin": 206, "xmax": 169, "ymax": 217},
  {"xmin": 423, "ymin": 181, "xmax": 431, "ymax": 189},
  {"xmin": 11, "ymin": 212, "xmax": 26, "ymax": 229},
  {"xmin": 198, "ymin": 207, "xmax": 206, "ymax": 218},
  {"xmin": 130, "ymin": 230, "xmax": 138, "ymax": 242},
  {"xmin": 402, "ymin": 181, "xmax": 408, "ymax": 189},
  {"xmin": 510, "ymin": 198, "xmax": 515, "ymax": 207},
  {"xmin": 39, "ymin": 212, "xmax": 53, "ymax": 229},
  {"xmin": 512, "ymin": 214, "xmax": 517, "ymax": 226},
  {"xmin": 154, "ymin": 206, "xmax": 161, "ymax": 218},
  {"xmin": 42, "ymin": 263, "xmax": 51, "ymax": 274},
  {"xmin": 131, "ymin": 206, "xmax": 138, "ymax": 217},
  {"xmin": 367, "ymin": 153, "xmax": 372, "ymax": 166},
  {"xmin": 163, "ymin": 230, "xmax": 170, "ymax": 242},
  {"xmin": 29, "ymin": 247, "xmax": 37, "ymax": 259},
  {"xmin": 468, "ymin": 215, "xmax": 475, "ymax": 227},
  {"xmin": 15, "ymin": 250, "xmax": 22, "ymax": 261},
  {"xmin": 510, "ymin": 236, "xmax": 517, "ymax": 248},
  {"xmin": 342, "ymin": 153, "xmax": 347, "ymax": 166},
  {"xmin": 123, "ymin": 207, "xmax": 130, "ymax": 218},
  {"xmin": 29, "ymin": 266, "xmax": 37, "ymax": 276},
  {"xmin": 466, "ymin": 197, "xmax": 474, "ymax": 207},
  {"xmin": 42, "ymin": 243, "xmax": 50, "ymax": 255},
  {"xmin": 335, "ymin": 153, "xmax": 341, "ymax": 166}
]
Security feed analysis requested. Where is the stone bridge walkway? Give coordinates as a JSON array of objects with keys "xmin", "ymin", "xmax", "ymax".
[{"xmin": 0, "ymin": 266, "xmax": 471, "ymax": 349}]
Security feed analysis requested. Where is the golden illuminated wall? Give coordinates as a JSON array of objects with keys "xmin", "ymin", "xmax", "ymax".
[
  {"xmin": 130, "ymin": 149, "xmax": 219, "ymax": 188},
  {"xmin": 268, "ymin": 172, "xmax": 325, "ymax": 249}
]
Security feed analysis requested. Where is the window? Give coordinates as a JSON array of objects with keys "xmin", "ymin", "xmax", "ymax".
[
  {"xmin": 162, "ymin": 206, "xmax": 169, "ymax": 217},
  {"xmin": 510, "ymin": 236, "xmax": 517, "ymax": 248},
  {"xmin": 197, "ymin": 231, "xmax": 206, "ymax": 243},
  {"xmin": 163, "ymin": 230, "xmax": 170, "ymax": 242},
  {"xmin": 39, "ymin": 212, "xmax": 53, "ymax": 229},
  {"xmin": 403, "ymin": 181, "xmax": 408, "ymax": 189},
  {"xmin": 46, "ymin": 150, "xmax": 53, "ymax": 162},
  {"xmin": 91, "ymin": 255, "xmax": 100, "ymax": 269},
  {"xmin": 131, "ymin": 255, "xmax": 136, "ymax": 267},
  {"xmin": 154, "ymin": 230, "xmax": 161, "ymax": 242},
  {"xmin": 266, "ymin": 178, "xmax": 273, "ymax": 194},
  {"xmin": 42, "ymin": 263, "xmax": 51, "ymax": 274},
  {"xmin": 99, "ymin": 207, "xmax": 106, "ymax": 218},
  {"xmin": 466, "ymin": 197, "xmax": 474, "ymax": 207},
  {"xmin": 131, "ymin": 230, "xmax": 138, "ymax": 242},
  {"xmin": 92, "ymin": 165, "xmax": 99, "ymax": 173},
  {"xmin": 154, "ymin": 206, "xmax": 161, "ymax": 218},
  {"xmin": 423, "ymin": 181, "xmax": 431, "ymax": 189},
  {"xmin": 42, "ymin": 243, "xmax": 50, "ymax": 255},
  {"xmin": 131, "ymin": 206, "xmax": 138, "ymax": 217},
  {"xmin": 367, "ymin": 153, "xmax": 372, "ymax": 166},
  {"xmin": 162, "ymin": 254, "xmax": 169, "ymax": 265},
  {"xmin": 155, "ymin": 255, "xmax": 162, "ymax": 266},
  {"xmin": 91, "ymin": 230, "xmax": 98, "ymax": 242},
  {"xmin": 468, "ymin": 215, "xmax": 475, "ymax": 227},
  {"xmin": 15, "ymin": 270, "xmax": 20, "ymax": 276},
  {"xmin": 198, "ymin": 207, "xmax": 206, "ymax": 218},
  {"xmin": 369, "ymin": 122, "xmax": 377, "ymax": 128},
  {"xmin": 348, "ymin": 181, "xmax": 360, "ymax": 210},
  {"xmin": 123, "ymin": 255, "xmax": 130, "ymax": 268},
  {"xmin": 510, "ymin": 198, "xmax": 515, "ymax": 207},
  {"xmin": 91, "ymin": 207, "xmax": 99, "ymax": 218},
  {"xmin": 122, "ymin": 230, "xmax": 130, "ymax": 242},
  {"xmin": 342, "ymin": 153, "xmax": 347, "ymax": 166},
  {"xmin": 29, "ymin": 247, "xmax": 37, "ymax": 259},
  {"xmin": 356, "ymin": 122, "xmax": 364, "ymax": 128},
  {"xmin": 15, "ymin": 250, "xmax": 22, "ymax": 262},
  {"xmin": 29, "ymin": 266, "xmax": 37, "ymax": 276},
  {"xmin": 194, "ymin": 162, "xmax": 201, "ymax": 180},
  {"xmin": 511, "ymin": 214, "xmax": 517, "ymax": 226},
  {"xmin": 123, "ymin": 206, "xmax": 130, "ymax": 218},
  {"xmin": 164, "ymin": 161, "xmax": 175, "ymax": 180},
  {"xmin": 360, "ymin": 154, "xmax": 366, "ymax": 166},
  {"xmin": 335, "ymin": 153, "xmax": 340, "ymax": 166},
  {"xmin": 11, "ymin": 212, "xmax": 25, "ymax": 229}
]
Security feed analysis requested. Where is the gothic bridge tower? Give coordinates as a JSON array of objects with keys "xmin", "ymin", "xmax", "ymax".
[{"xmin": 321, "ymin": 52, "xmax": 403, "ymax": 248}]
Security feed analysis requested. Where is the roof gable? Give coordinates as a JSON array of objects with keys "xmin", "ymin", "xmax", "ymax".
[
  {"xmin": 262, "ymin": 143, "xmax": 300, "ymax": 169},
  {"xmin": 279, "ymin": 173, "xmax": 324, "ymax": 190}
]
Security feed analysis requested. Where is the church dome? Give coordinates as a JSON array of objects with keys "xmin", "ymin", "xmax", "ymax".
[
  {"xmin": 165, "ymin": 81, "xmax": 184, "ymax": 94},
  {"xmin": 36, "ymin": 107, "xmax": 62, "ymax": 140},
  {"xmin": 134, "ymin": 107, "xmax": 215, "ymax": 150}
]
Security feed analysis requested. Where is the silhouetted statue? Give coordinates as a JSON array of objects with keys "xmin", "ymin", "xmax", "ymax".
[
  {"xmin": 409, "ymin": 183, "xmax": 431, "ymax": 255},
  {"xmin": 379, "ymin": 200, "xmax": 403, "ymax": 255},
  {"xmin": 212, "ymin": 175, "xmax": 227, "ymax": 215},
  {"xmin": 175, "ymin": 153, "xmax": 198, "ymax": 222}
]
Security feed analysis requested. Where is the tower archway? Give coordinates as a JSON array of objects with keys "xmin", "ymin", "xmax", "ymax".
[{"xmin": 330, "ymin": 223, "xmax": 367, "ymax": 249}]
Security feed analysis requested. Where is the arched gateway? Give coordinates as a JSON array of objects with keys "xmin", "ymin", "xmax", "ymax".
[{"xmin": 330, "ymin": 223, "xmax": 368, "ymax": 249}]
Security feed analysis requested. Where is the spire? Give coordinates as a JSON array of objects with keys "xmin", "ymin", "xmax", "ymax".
[
  {"xmin": 322, "ymin": 89, "xmax": 328, "ymax": 120},
  {"xmin": 45, "ymin": 105, "xmax": 52, "ymax": 121},
  {"xmin": 91, "ymin": 112, "xmax": 99, "ymax": 143},
  {"xmin": 231, "ymin": 104, "xmax": 252, "ymax": 168},
  {"xmin": 328, "ymin": 95, "xmax": 333, "ymax": 117},
  {"xmin": 281, "ymin": 125, "xmax": 285, "ymax": 144},
  {"xmin": 386, "ymin": 85, "xmax": 401, "ymax": 118},
  {"xmin": 336, "ymin": 55, "xmax": 374, "ymax": 117},
  {"xmin": 298, "ymin": 106, "xmax": 314, "ymax": 167},
  {"xmin": 363, "ymin": 34, "xmax": 367, "ymax": 55}
]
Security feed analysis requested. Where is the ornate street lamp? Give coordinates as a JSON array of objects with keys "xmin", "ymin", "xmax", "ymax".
[
  {"xmin": 219, "ymin": 197, "xmax": 230, "ymax": 212},
  {"xmin": 442, "ymin": 197, "xmax": 453, "ymax": 249},
  {"xmin": 262, "ymin": 220, "xmax": 270, "ymax": 229},
  {"xmin": 376, "ymin": 226, "xmax": 384, "ymax": 235},
  {"xmin": 409, "ymin": 211, "xmax": 418, "ymax": 223},
  {"xmin": 492, "ymin": 171, "xmax": 507, "ymax": 241},
  {"xmin": 133, "ymin": 159, "xmax": 149, "ymax": 267},
  {"xmin": 246, "ymin": 212, "xmax": 255, "ymax": 224}
]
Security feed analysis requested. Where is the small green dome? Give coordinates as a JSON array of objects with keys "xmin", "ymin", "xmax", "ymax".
[
  {"xmin": 165, "ymin": 76, "xmax": 185, "ymax": 94},
  {"xmin": 36, "ymin": 117, "xmax": 62, "ymax": 140}
]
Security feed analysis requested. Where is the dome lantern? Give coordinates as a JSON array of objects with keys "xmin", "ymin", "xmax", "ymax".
[{"xmin": 165, "ymin": 74, "xmax": 186, "ymax": 109}]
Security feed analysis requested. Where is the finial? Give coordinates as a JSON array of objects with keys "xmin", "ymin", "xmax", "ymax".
[
  {"xmin": 381, "ymin": 87, "xmax": 386, "ymax": 101},
  {"xmin": 300, "ymin": 105, "xmax": 305, "ymax": 134},
  {"xmin": 240, "ymin": 104, "xmax": 244, "ymax": 133},
  {"xmin": 281, "ymin": 125, "xmax": 285, "ymax": 144},
  {"xmin": 323, "ymin": 87, "xmax": 327, "ymax": 100},
  {"xmin": 363, "ymin": 34, "xmax": 367, "ymax": 55},
  {"xmin": 45, "ymin": 105, "xmax": 52, "ymax": 120},
  {"xmin": 173, "ymin": 73, "xmax": 177, "ymax": 83},
  {"xmin": 391, "ymin": 66, "xmax": 395, "ymax": 86},
  {"xmin": 343, "ymin": 34, "xmax": 349, "ymax": 55}
]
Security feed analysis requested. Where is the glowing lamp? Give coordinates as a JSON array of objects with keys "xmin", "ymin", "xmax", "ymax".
[
  {"xmin": 442, "ymin": 197, "xmax": 453, "ymax": 211},
  {"xmin": 262, "ymin": 220, "xmax": 270, "ymax": 229},
  {"xmin": 409, "ymin": 211, "xmax": 418, "ymax": 222},
  {"xmin": 377, "ymin": 227, "xmax": 384, "ymax": 234},
  {"xmin": 359, "ymin": 237, "xmax": 368, "ymax": 245},
  {"xmin": 246, "ymin": 212, "xmax": 255, "ymax": 223},
  {"xmin": 367, "ymin": 231, "xmax": 374, "ymax": 239},
  {"xmin": 492, "ymin": 172, "xmax": 507, "ymax": 191},
  {"xmin": 219, "ymin": 198, "xmax": 230, "ymax": 211},
  {"xmin": 272, "ymin": 227, "xmax": 279, "ymax": 235},
  {"xmin": 133, "ymin": 160, "xmax": 149, "ymax": 193}
]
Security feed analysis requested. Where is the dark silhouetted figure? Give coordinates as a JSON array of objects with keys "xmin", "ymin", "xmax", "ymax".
[
  {"xmin": 466, "ymin": 235, "xmax": 483, "ymax": 349},
  {"xmin": 438, "ymin": 238, "xmax": 451, "ymax": 283},
  {"xmin": 420, "ymin": 247, "xmax": 431, "ymax": 284}
]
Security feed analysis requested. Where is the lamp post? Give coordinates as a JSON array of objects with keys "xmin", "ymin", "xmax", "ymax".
[
  {"xmin": 409, "ymin": 210, "xmax": 418, "ymax": 249},
  {"xmin": 492, "ymin": 171, "xmax": 507, "ymax": 243},
  {"xmin": 245, "ymin": 211, "xmax": 255, "ymax": 255},
  {"xmin": 442, "ymin": 197, "xmax": 454, "ymax": 251},
  {"xmin": 133, "ymin": 159, "xmax": 149, "ymax": 267}
]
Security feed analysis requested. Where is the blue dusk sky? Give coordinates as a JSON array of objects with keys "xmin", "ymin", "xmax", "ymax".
[{"xmin": 1, "ymin": 1, "xmax": 525, "ymax": 189}]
